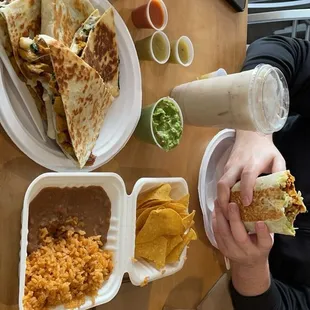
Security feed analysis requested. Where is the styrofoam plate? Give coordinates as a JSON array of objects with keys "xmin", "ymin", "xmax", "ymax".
[
  {"xmin": 20, "ymin": 173, "xmax": 189, "ymax": 309},
  {"xmin": 198, "ymin": 129, "xmax": 235, "ymax": 248},
  {"xmin": 0, "ymin": 0, "xmax": 142, "ymax": 172}
]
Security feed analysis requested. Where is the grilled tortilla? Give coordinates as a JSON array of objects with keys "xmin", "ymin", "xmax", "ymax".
[
  {"xmin": 0, "ymin": 5, "xmax": 12, "ymax": 64},
  {"xmin": 0, "ymin": 0, "xmax": 47, "ymax": 120},
  {"xmin": 0, "ymin": 0, "xmax": 40, "ymax": 77},
  {"xmin": 71, "ymin": 7, "xmax": 120, "ymax": 97},
  {"xmin": 70, "ymin": 9, "xmax": 100, "ymax": 56},
  {"xmin": 230, "ymin": 171, "xmax": 307, "ymax": 236},
  {"xmin": 18, "ymin": 35, "xmax": 113, "ymax": 168},
  {"xmin": 41, "ymin": 0, "xmax": 94, "ymax": 47}
]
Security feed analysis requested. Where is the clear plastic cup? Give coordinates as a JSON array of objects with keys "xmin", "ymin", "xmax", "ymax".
[
  {"xmin": 170, "ymin": 64, "xmax": 289, "ymax": 134},
  {"xmin": 135, "ymin": 31, "xmax": 170, "ymax": 64},
  {"xmin": 198, "ymin": 68, "xmax": 227, "ymax": 79}
]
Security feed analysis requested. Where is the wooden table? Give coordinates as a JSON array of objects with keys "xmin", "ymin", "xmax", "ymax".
[{"xmin": 0, "ymin": 1, "xmax": 247, "ymax": 309}]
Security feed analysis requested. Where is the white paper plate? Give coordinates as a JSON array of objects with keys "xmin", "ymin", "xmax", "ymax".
[
  {"xmin": 198, "ymin": 129, "xmax": 235, "ymax": 248},
  {"xmin": 20, "ymin": 173, "xmax": 189, "ymax": 309},
  {"xmin": 0, "ymin": 0, "xmax": 142, "ymax": 172}
]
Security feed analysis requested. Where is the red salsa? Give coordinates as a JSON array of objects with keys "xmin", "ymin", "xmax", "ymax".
[{"xmin": 149, "ymin": 0, "xmax": 165, "ymax": 29}]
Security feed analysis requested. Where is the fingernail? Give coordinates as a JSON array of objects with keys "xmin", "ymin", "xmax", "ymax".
[
  {"xmin": 242, "ymin": 196, "xmax": 250, "ymax": 206},
  {"xmin": 257, "ymin": 222, "xmax": 265, "ymax": 230}
]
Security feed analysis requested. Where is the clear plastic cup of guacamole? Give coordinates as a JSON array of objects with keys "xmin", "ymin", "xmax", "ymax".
[{"xmin": 134, "ymin": 97, "xmax": 183, "ymax": 151}]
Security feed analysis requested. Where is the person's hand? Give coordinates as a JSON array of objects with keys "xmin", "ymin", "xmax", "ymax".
[
  {"xmin": 212, "ymin": 200, "xmax": 273, "ymax": 268},
  {"xmin": 217, "ymin": 130, "xmax": 286, "ymax": 215},
  {"xmin": 212, "ymin": 200, "xmax": 274, "ymax": 296}
]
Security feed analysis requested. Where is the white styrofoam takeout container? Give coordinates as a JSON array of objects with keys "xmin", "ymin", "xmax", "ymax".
[{"xmin": 19, "ymin": 173, "xmax": 189, "ymax": 309}]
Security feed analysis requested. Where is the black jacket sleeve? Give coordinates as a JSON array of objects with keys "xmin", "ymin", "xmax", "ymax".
[
  {"xmin": 230, "ymin": 278, "xmax": 310, "ymax": 310},
  {"xmin": 230, "ymin": 35, "xmax": 310, "ymax": 310},
  {"xmin": 242, "ymin": 35, "xmax": 310, "ymax": 117}
]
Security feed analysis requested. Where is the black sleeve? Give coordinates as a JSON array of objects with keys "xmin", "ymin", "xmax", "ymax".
[
  {"xmin": 230, "ymin": 278, "xmax": 310, "ymax": 310},
  {"xmin": 242, "ymin": 35, "xmax": 310, "ymax": 117}
]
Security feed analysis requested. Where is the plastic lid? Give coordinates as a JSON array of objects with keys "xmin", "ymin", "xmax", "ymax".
[
  {"xmin": 249, "ymin": 64, "xmax": 289, "ymax": 135},
  {"xmin": 198, "ymin": 129, "xmax": 235, "ymax": 248}
]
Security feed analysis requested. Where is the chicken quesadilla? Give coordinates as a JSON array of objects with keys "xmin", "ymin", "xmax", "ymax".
[
  {"xmin": 18, "ymin": 35, "xmax": 113, "ymax": 168},
  {"xmin": 0, "ymin": 0, "xmax": 47, "ymax": 119},
  {"xmin": 70, "ymin": 9, "xmax": 100, "ymax": 55},
  {"xmin": 0, "ymin": 0, "xmax": 40, "ymax": 77},
  {"xmin": 230, "ymin": 170, "xmax": 307, "ymax": 236},
  {"xmin": 41, "ymin": 0, "xmax": 94, "ymax": 47},
  {"xmin": 71, "ymin": 7, "xmax": 120, "ymax": 97},
  {"xmin": 0, "ymin": 0, "xmax": 121, "ymax": 168}
]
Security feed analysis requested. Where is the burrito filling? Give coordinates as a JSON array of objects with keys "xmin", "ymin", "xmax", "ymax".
[
  {"xmin": 282, "ymin": 173, "xmax": 307, "ymax": 224},
  {"xmin": 18, "ymin": 36, "xmax": 96, "ymax": 166},
  {"xmin": 71, "ymin": 11, "xmax": 100, "ymax": 56}
]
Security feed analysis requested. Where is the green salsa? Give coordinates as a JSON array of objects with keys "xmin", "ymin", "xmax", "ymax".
[{"xmin": 152, "ymin": 98, "xmax": 183, "ymax": 151}]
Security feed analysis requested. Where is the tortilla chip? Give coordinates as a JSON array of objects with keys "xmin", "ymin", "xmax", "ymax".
[
  {"xmin": 135, "ymin": 236, "xmax": 168, "ymax": 269},
  {"xmin": 137, "ymin": 184, "xmax": 172, "ymax": 207},
  {"xmin": 182, "ymin": 211, "xmax": 196, "ymax": 230},
  {"xmin": 164, "ymin": 202, "xmax": 187, "ymax": 214},
  {"xmin": 179, "ymin": 212, "xmax": 190, "ymax": 218},
  {"xmin": 166, "ymin": 235, "xmax": 183, "ymax": 257},
  {"xmin": 136, "ymin": 206, "xmax": 165, "ymax": 231},
  {"xmin": 166, "ymin": 229, "xmax": 197, "ymax": 264},
  {"xmin": 137, "ymin": 199, "xmax": 168, "ymax": 211},
  {"xmin": 176, "ymin": 194, "xmax": 190, "ymax": 208},
  {"xmin": 136, "ymin": 209, "xmax": 185, "ymax": 244}
]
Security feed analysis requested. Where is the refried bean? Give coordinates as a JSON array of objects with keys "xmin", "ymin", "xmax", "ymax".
[{"xmin": 28, "ymin": 186, "xmax": 111, "ymax": 254}]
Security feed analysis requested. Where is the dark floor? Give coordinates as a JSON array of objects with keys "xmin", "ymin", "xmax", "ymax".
[{"xmin": 248, "ymin": 0, "xmax": 310, "ymax": 43}]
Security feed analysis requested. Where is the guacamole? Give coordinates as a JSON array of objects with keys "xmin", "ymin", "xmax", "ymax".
[{"xmin": 152, "ymin": 98, "xmax": 183, "ymax": 151}]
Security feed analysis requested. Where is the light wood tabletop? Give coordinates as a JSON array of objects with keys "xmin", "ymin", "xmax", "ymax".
[{"xmin": 0, "ymin": 0, "xmax": 247, "ymax": 309}]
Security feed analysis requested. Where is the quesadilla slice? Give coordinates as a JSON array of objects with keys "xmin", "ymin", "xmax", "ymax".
[
  {"xmin": 70, "ymin": 9, "xmax": 100, "ymax": 55},
  {"xmin": 0, "ymin": 0, "xmax": 47, "ymax": 121},
  {"xmin": 41, "ymin": 0, "xmax": 94, "ymax": 47},
  {"xmin": 0, "ymin": 0, "xmax": 40, "ymax": 77},
  {"xmin": 71, "ymin": 7, "xmax": 120, "ymax": 97},
  {"xmin": 18, "ymin": 35, "xmax": 113, "ymax": 168},
  {"xmin": 230, "ymin": 171, "xmax": 307, "ymax": 236},
  {"xmin": 0, "ymin": 6, "xmax": 16, "ymax": 72}
]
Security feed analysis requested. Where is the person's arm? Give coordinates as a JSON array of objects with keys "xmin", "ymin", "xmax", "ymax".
[
  {"xmin": 231, "ymin": 261, "xmax": 271, "ymax": 297},
  {"xmin": 230, "ymin": 276, "xmax": 310, "ymax": 310},
  {"xmin": 243, "ymin": 35, "xmax": 310, "ymax": 117},
  {"xmin": 212, "ymin": 200, "xmax": 310, "ymax": 310}
]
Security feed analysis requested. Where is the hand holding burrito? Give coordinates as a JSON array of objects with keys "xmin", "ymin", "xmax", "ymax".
[
  {"xmin": 212, "ymin": 200, "xmax": 273, "ymax": 268},
  {"xmin": 217, "ymin": 131, "xmax": 286, "ymax": 217},
  {"xmin": 230, "ymin": 171, "xmax": 307, "ymax": 236}
]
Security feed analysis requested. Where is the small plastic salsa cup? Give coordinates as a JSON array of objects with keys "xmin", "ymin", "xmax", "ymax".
[
  {"xmin": 131, "ymin": 0, "xmax": 168, "ymax": 31},
  {"xmin": 135, "ymin": 31, "xmax": 170, "ymax": 64},
  {"xmin": 134, "ymin": 97, "xmax": 183, "ymax": 151}
]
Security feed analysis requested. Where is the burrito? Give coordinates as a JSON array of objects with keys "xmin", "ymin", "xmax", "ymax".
[
  {"xmin": 230, "ymin": 171, "xmax": 307, "ymax": 236},
  {"xmin": 18, "ymin": 35, "xmax": 113, "ymax": 168},
  {"xmin": 71, "ymin": 7, "xmax": 120, "ymax": 97}
]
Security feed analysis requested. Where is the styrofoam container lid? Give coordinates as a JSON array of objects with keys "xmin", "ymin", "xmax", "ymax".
[
  {"xmin": 198, "ymin": 129, "xmax": 235, "ymax": 248},
  {"xmin": 20, "ymin": 173, "xmax": 189, "ymax": 309}
]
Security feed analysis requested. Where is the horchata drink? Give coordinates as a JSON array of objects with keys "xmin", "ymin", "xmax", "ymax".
[{"xmin": 170, "ymin": 64, "xmax": 289, "ymax": 134}]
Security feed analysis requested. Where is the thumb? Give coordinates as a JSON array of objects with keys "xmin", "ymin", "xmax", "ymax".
[
  {"xmin": 271, "ymin": 155, "xmax": 286, "ymax": 173},
  {"xmin": 255, "ymin": 222, "xmax": 273, "ymax": 251}
]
